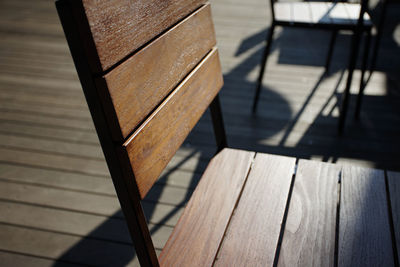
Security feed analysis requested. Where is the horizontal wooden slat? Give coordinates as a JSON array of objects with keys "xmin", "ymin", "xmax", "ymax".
[
  {"xmin": 215, "ymin": 153, "xmax": 295, "ymax": 267},
  {"xmin": 122, "ymin": 48, "xmax": 223, "ymax": 198},
  {"xmin": 159, "ymin": 148, "xmax": 254, "ymax": 266},
  {"xmin": 339, "ymin": 166, "xmax": 394, "ymax": 266},
  {"xmin": 278, "ymin": 160, "xmax": 340, "ymax": 267},
  {"xmin": 75, "ymin": 0, "xmax": 206, "ymax": 72},
  {"xmin": 97, "ymin": 4, "xmax": 217, "ymax": 140}
]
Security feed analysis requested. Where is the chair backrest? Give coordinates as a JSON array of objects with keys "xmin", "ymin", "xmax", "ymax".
[{"xmin": 56, "ymin": 0, "xmax": 226, "ymax": 265}]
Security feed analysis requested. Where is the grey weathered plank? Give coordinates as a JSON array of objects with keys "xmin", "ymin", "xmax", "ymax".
[
  {"xmin": 215, "ymin": 153, "xmax": 295, "ymax": 267},
  {"xmin": 278, "ymin": 160, "xmax": 340, "ymax": 267},
  {"xmin": 387, "ymin": 171, "xmax": 400, "ymax": 264},
  {"xmin": 0, "ymin": 147, "xmax": 109, "ymax": 177},
  {"xmin": 0, "ymin": 201, "xmax": 173, "ymax": 249},
  {"xmin": 0, "ymin": 180, "xmax": 120, "ymax": 215},
  {"xmin": 0, "ymin": 224, "xmax": 144, "ymax": 266},
  {"xmin": 159, "ymin": 149, "xmax": 254, "ymax": 266},
  {"xmin": 339, "ymin": 165, "xmax": 395, "ymax": 266},
  {"xmin": 0, "ymin": 251, "xmax": 76, "ymax": 267}
]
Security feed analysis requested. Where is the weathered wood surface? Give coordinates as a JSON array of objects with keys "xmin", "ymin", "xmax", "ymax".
[
  {"xmin": 159, "ymin": 149, "xmax": 254, "ymax": 266},
  {"xmin": 387, "ymin": 171, "xmax": 400, "ymax": 264},
  {"xmin": 123, "ymin": 48, "xmax": 223, "ymax": 198},
  {"xmin": 1, "ymin": 0, "xmax": 400, "ymax": 265},
  {"xmin": 215, "ymin": 153, "xmax": 295, "ymax": 267},
  {"xmin": 278, "ymin": 160, "xmax": 340, "ymax": 267},
  {"xmin": 76, "ymin": 0, "xmax": 206, "ymax": 71},
  {"xmin": 339, "ymin": 166, "xmax": 394, "ymax": 266},
  {"xmin": 98, "ymin": 4, "xmax": 216, "ymax": 140}
]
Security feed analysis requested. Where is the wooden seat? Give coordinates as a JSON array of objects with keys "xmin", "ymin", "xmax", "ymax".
[{"xmin": 56, "ymin": 0, "xmax": 399, "ymax": 266}]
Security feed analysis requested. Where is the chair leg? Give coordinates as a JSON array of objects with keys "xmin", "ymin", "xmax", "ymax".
[
  {"xmin": 338, "ymin": 27, "xmax": 363, "ymax": 135},
  {"xmin": 355, "ymin": 29, "xmax": 372, "ymax": 120},
  {"xmin": 370, "ymin": 0, "xmax": 388, "ymax": 73},
  {"xmin": 252, "ymin": 23, "xmax": 275, "ymax": 114},
  {"xmin": 325, "ymin": 30, "xmax": 337, "ymax": 74},
  {"xmin": 210, "ymin": 94, "xmax": 228, "ymax": 152}
]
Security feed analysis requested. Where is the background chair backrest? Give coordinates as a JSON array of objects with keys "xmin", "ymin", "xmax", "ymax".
[{"xmin": 56, "ymin": 0, "xmax": 225, "ymax": 265}]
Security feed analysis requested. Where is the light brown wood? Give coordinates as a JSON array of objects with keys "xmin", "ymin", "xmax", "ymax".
[
  {"xmin": 159, "ymin": 148, "xmax": 254, "ymax": 266},
  {"xmin": 215, "ymin": 153, "xmax": 295, "ymax": 267},
  {"xmin": 96, "ymin": 4, "xmax": 216, "ymax": 140},
  {"xmin": 278, "ymin": 160, "xmax": 340, "ymax": 267},
  {"xmin": 122, "ymin": 48, "xmax": 223, "ymax": 198},
  {"xmin": 387, "ymin": 171, "xmax": 400, "ymax": 264},
  {"xmin": 339, "ymin": 165, "xmax": 395, "ymax": 267},
  {"xmin": 80, "ymin": 0, "xmax": 206, "ymax": 71}
]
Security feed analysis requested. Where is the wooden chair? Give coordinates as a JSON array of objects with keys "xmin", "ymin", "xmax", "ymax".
[
  {"xmin": 56, "ymin": 1, "xmax": 399, "ymax": 266},
  {"xmin": 252, "ymin": 0, "xmax": 373, "ymax": 133}
]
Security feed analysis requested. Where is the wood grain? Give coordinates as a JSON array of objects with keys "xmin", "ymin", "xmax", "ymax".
[
  {"xmin": 122, "ymin": 48, "xmax": 223, "ymax": 198},
  {"xmin": 278, "ymin": 160, "xmax": 340, "ymax": 267},
  {"xmin": 80, "ymin": 0, "xmax": 206, "ymax": 71},
  {"xmin": 215, "ymin": 153, "xmax": 295, "ymax": 267},
  {"xmin": 96, "ymin": 4, "xmax": 216, "ymax": 140},
  {"xmin": 387, "ymin": 171, "xmax": 400, "ymax": 264},
  {"xmin": 159, "ymin": 148, "xmax": 254, "ymax": 266},
  {"xmin": 338, "ymin": 165, "xmax": 395, "ymax": 267}
]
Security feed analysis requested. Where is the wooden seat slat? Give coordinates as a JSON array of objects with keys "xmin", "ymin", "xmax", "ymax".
[
  {"xmin": 75, "ymin": 0, "xmax": 206, "ymax": 72},
  {"xmin": 122, "ymin": 48, "xmax": 223, "ymax": 198},
  {"xmin": 95, "ymin": 4, "xmax": 216, "ymax": 140},
  {"xmin": 339, "ymin": 166, "xmax": 395, "ymax": 266},
  {"xmin": 278, "ymin": 160, "xmax": 340, "ymax": 267},
  {"xmin": 387, "ymin": 171, "xmax": 400, "ymax": 264},
  {"xmin": 159, "ymin": 148, "xmax": 255, "ymax": 266},
  {"xmin": 215, "ymin": 153, "xmax": 295, "ymax": 267}
]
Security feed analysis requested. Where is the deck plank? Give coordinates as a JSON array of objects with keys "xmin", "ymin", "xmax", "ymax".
[
  {"xmin": 0, "ymin": 224, "xmax": 143, "ymax": 266},
  {"xmin": 387, "ymin": 171, "xmax": 400, "ymax": 264},
  {"xmin": 278, "ymin": 160, "xmax": 340, "ymax": 267},
  {"xmin": 339, "ymin": 166, "xmax": 395, "ymax": 266}
]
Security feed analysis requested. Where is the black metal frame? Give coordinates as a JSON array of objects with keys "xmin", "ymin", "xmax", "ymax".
[{"xmin": 252, "ymin": 0, "xmax": 373, "ymax": 134}]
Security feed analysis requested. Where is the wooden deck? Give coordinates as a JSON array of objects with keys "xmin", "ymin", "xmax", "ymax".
[{"xmin": 0, "ymin": 0, "xmax": 399, "ymax": 266}]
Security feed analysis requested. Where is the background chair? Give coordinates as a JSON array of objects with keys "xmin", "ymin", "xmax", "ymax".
[{"xmin": 252, "ymin": 0, "xmax": 373, "ymax": 133}]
